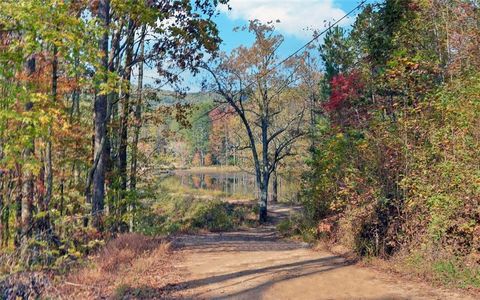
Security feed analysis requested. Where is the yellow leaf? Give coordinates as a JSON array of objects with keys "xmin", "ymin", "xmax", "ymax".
[{"xmin": 39, "ymin": 115, "xmax": 49, "ymax": 125}]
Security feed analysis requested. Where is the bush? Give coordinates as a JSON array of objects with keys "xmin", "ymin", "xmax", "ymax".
[
  {"xmin": 190, "ymin": 200, "xmax": 233, "ymax": 231},
  {"xmin": 0, "ymin": 224, "xmax": 104, "ymax": 275},
  {"xmin": 98, "ymin": 233, "xmax": 161, "ymax": 273},
  {"xmin": 276, "ymin": 213, "xmax": 317, "ymax": 243},
  {"xmin": 136, "ymin": 194, "xmax": 253, "ymax": 235}
]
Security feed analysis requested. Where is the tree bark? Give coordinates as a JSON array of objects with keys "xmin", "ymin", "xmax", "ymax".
[
  {"xmin": 130, "ymin": 25, "xmax": 146, "ymax": 193},
  {"xmin": 92, "ymin": 0, "xmax": 110, "ymax": 229},
  {"xmin": 118, "ymin": 20, "xmax": 135, "ymax": 194},
  {"xmin": 0, "ymin": 141, "xmax": 4, "ymax": 247},
  {"xmin": 14, "ymin": 177, "xmax": 22, "ymax": 248},
  {"xmin": 260, "ymin": 86, "xmax": 270, "ymax": 222},
  {"xmin": 129, "ymin": 25, "xmax": 146, "ymax": 232},
  {"xmin": 272, "ymin": 170, "xmax": 278, "ymax": 203},
  {"xmin": 0, "ymin": 177, "xmax": 3, "ymax": 248},
  {"xmin": 70, "ymin": 50, "xmax": 80, "ymax": 121},
  {"xmin": 45, "ymin": 44, "xmax": 57, "ymax": 210},
  {"xmin": 259, "ymin": 180, "xmax": 268, "ymax": 223},
  {"xmin": 21, "ymin": 56, "xmax": 36, "ymax": 239}
]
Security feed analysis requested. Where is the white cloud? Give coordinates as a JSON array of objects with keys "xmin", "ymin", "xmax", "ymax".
[{"xmin": 221, "ymin": 0, "xmax": 349, "ymax": 39}]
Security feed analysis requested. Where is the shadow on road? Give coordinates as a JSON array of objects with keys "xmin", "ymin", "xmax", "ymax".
[{"xmin": 173, "ymin": 255, "xmax": 348, "ymax": 298}]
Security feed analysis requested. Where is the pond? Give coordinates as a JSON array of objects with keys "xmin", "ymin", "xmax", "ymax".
[
  {"xmin": 176, "ymin": 171, "xmax": 256, "ymax": 197},
  {"xmin": 158, "ymin": 170, "xmax": 297, "ymax": 201}
]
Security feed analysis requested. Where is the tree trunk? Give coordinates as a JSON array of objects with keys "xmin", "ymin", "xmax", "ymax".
[
  {"xmin": 14, "ymin": 166, "xmax": 22, "ymax": 248},
  {"xmin": 60, "ymin": 172, "xmax": 65, "ymax": 216},
  {"xmin": 21, "ymin": 56, "xmax": 36, "ymax": 239},
  {"xmin": 118, "ymin": 20, "xmax": 135, "ymax": 194},
  {"xmin": 45, "ymin": 44, "xmax": 57, "ymax": 211},
  {"xmin": 21, "ymin": 170, "xmax": 34, "ymax": 237},
  {"xmin": 70, "ymin": 54, "xmax": 81, "ymax": 187},
  {"xmin": 130, "ymin": 25, "xmax": 145, "ymax": 192},
  {"xmin": 0, "ymin": 142, "xmax": 4, "ymax": 247},
  {"xmin": 259, "ymin": 180, "xmax": 268, "ymax": 223},
  {"xmin": 271, "ymin": 170, "xmax": 278, "ymax": 203},
  {"xmin": 70, "ymin": 51, "xmax": 81, "ymax": 121},
  {"xmin": 260, "ymin": 105, "xmax": 269, "ymax": 222},
  {"xmin": 0, "ymin": 179, "xmax": 3, "ymax": 248},
  {"xmin": 2, "ymin": 198, "xmax": 9, "ymax": 247},
  {"xmin": 129, "ymin": 25, "xmax": 146, "ymax": 232},
  {"xmin": 92, "ymin": 0, "xmax": 110, "ymax": 229},
  {"xmin": 15, "ymin": 189, "xmax": 22, "ymax": 247}
]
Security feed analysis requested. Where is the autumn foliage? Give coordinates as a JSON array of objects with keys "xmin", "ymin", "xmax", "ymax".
[
  {"xmin": 325, "ymin": 71, "xmax": 364, "ymax": 111},
  {"xmin": 303, "ymin": 0, "xmax": 480, "ymax": 289}
]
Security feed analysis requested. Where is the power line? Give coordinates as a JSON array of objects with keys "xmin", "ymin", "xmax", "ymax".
[
  {"xmin": 190, "ymin": 0, "xmax": 368, "ymax": 124},
  {"xmin": 267, "ymin": 0, "xmax": 367, "ymax": 80}
]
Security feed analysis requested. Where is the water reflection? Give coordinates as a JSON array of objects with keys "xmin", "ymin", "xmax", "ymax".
[
  {"xmin": 160, "ymin": 171, "xmax": 292, "ymax": 201},
  {"xmin": 178, "ymin": 172, "xmax": 257, "ymax": 197}
]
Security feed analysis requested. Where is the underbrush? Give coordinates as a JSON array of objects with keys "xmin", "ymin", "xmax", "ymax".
[
  {"xmin": 296, "ymin": 75, "xmax": 480, "ymax": 291},
  {"xmin": 1, "ymin": 188, "xmax": 255, "ymax": 298},
  {"xmin": 0, "ymin": 224, "xmax": 104, "ymax": 277},
  {"xmin": 276, "ymin": 212, "xmax": 317, "ymax": 244},
  {"xmin": 431, "ymin": 260, "xmax": 480, "ymax": 288},
  {"xmin": 48, "ymin": 233, "xmax": 174, "ymax": 299},
  {"xmin": 136, "ymin": 194, "xmax": 256, "ymax": 235},
  {"xmin": 398, "ymin": 249, "xmax": 480, "ymax": 289},
  {"xmin": 278, "ymin": 208, "xmax": 480, "ymax": 291},
  {"xmin": 338, "ymin": 209, "xmax": 480, "ymax": 290},
  {"xmin": 1, "ymin": 233, "xmax": 173, "ymax": 299}
]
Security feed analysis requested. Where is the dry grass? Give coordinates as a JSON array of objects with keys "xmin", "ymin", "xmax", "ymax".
[
  {"xmin": 98, "ymin": 233, "xmax": 161, "ymax": 273},
  {"xmin": 47, "ymin": 233, "xmax": 179, "ymax": 299}
]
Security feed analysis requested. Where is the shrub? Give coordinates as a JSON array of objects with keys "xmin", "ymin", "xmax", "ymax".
[
  {"xmin": 136, "ymin": 194, "xmax": 253, "ymax": 235},
  {"xmin": 190, "ymin": 200, "xmax": 233, "ymax": 231},
  {"xmin": 97, "ymin": 233, "xmax": 161, "ymax": 273}
]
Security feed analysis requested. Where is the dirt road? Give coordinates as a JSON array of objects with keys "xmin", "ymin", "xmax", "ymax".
[{"xmin": 171, "ymin": 204, "xmax": 473, "ymax": 300}]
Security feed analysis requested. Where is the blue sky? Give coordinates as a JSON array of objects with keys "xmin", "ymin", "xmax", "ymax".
[
  {"xmin": 214, "ymin": 0, "xmax": 369, "ymax": 56},
  {"xmin": 142, "ymin": 0, "xmax": 374, "ymax": 90}
]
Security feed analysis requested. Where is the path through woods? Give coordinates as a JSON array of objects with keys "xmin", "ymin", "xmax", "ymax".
[{"xmin": 169, "ymin": 204, "xmax": 473, "ymax": 300}]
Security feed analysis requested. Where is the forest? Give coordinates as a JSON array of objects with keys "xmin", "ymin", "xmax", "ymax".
[{"xmin": 0, "ymin": 0, "xmax": 479, "ymax": 299}]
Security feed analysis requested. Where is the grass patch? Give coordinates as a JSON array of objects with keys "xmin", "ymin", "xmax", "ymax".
[
  {"xmin": 137, "ymin": 194, "xmax": 256, "ymax": 235},
  {"xmin": 276, "ymin": 213, "xmax": 317, "ymax": 244},
  {"xmin": 396, "ymin": 249, "xmax": 480, "ymax": 290},
  {"xmin": 432, "ymin": 259, "xmax": 480, "ymax": 288}
]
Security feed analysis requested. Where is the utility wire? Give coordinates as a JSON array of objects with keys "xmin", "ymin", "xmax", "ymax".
[
  {"xmin": 266, "ymin": 0, "xmax": 367, "ymax": 79},
  {"xmin": 190, "ymin": 0, "xmax": 368, "ymax": 124}
]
